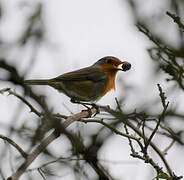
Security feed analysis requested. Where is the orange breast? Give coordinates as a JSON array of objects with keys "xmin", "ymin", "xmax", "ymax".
[
  {"xmin": 99, "ymin": 63, "xmax": 119, "ymax": 96},
  {"xmin": 102, "ymin": 71, "xmax": 117, "ymax": 95}
]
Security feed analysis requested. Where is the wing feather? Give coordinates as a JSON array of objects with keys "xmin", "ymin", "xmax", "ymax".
[{"xmin": 51, "ymin": 66, "xmax": 106, "ymax": 82}]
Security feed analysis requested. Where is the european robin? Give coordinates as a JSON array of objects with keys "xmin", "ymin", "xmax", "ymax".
[{"xmin": 25, "ymin": 56, "xmax": 131, "ymax": 102}]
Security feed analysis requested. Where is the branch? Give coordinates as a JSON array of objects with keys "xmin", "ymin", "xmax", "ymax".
[
  {"xmin": 0, "ymin": 88, "xmax": 41, "ymax": 117},
  {"xmin": 99, "ymin": 105, "xmax": 173, "ymax": 177},
  {"xmin": 83, "ymin": 119, "xmax": 164, "ymax": 175},
  {"xmin": 0, "ymin": 135, "xmax": 27, "ymax": 158},
  {"xmin": 166, "ymin": 11, "xmax": 184, "ymax": 32},
  {"xmin": 0, "ymin": 60, "xmax": 49, "ymax": 111},
  {"xmin": 82, "ymin": 119, "xmax": 144, "ymax": 150},
  {"xmin": 7, "ymin": 108, "xmax": 97, "ymax": 180},
  {"xmin": 144, "ymin": 84, "xmax": 169, "ymax": 152},
  {"xmin": 163, "ymin": 140, "xmax": 175, "ymax": 155},
  {"xmin": 1, "ymin": 88, "xmax": 110, "ymax": 180},
  {"xmin": 26, "ymin": 156, "xmax": 137, "ymax": 173}
]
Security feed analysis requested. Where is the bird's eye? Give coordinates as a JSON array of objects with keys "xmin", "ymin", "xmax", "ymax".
[{"xmin": 106, "ymin": 59, "xmax": 112, "ymax": 64}]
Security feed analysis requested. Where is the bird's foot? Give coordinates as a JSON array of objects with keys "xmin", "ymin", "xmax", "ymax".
[
  {"xmin": 81, "ymin": 104, "xmax": 99, "ymax": 118},
  {"xmin": 91, "ymin": 103, "xmax": 100, "ymax": 116},
  {"xmin": 70, "ymin": 98, "xmax": 89, "ymax": 108}
]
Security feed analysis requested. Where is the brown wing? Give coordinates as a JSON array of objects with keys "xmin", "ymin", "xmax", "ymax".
[
  {"xmin": 48, "ymin": 66, "xmax": 107, "ymax": 101},
  {"xmin": 50, "ymin": 66, "xmax": 106, "ymax": 82}
]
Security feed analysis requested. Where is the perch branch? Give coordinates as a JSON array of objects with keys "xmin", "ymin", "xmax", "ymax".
[{"xmin": 7, "ymin": 108, "xmax": 97, "ymax": 180}]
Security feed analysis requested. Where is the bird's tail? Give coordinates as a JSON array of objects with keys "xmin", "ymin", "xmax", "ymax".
[{"xmin": 24, "ymin": 79, "xmax": 50, "ymax": 85}]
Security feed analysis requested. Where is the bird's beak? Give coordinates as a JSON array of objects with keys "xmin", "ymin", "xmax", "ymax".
[{"xmin": 117, "ymin": 61, "xmax": 131, "ymax": 71}]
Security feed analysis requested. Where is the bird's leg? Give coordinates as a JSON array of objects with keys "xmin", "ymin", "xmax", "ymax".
[
  {"xmin": 70, "ymin": 98, "xmax": 88, "ymax": 108},
  {"xmin": 70, "ymin": 98, "xmax": 80, "ymax": 104},
  {"xmin": 70, "ymin": 98, "xmax": 99, "ymax": 117},
  {"xmin": 70, "ymin": 98, "xmax": 90, "ymax": 107},
  {"xmin": 70, "ymin": 98, "xmax": 91, "ymax": 110}
]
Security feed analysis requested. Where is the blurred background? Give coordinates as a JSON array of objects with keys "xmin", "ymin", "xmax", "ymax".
[{"xmin": 0, "ymin": 0, "xmax": 184, "ymax": 180}]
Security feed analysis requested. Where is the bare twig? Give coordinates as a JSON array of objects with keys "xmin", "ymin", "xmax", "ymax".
[
  {"xmin": 123, "ymin": 124, "xmax": 161, "ymax": 173},
  {"xmin": 124, "ymin": 124, "xmax": 138, "ymax": 154},
  {"xmin": 163, "ymin": 140, "xmax": 175, "ymax": 155},
  {"xmin": 99, "ymin": 105, "xmax": 173, "ymax": 177},
  {"xmin": 144, "ymin": 84, "xmax": 169, "ymax": 152},
  {"xmin": 0, "ymin": 134, "xmax": 27, "ymax": 158},
  {"xmin": 0, "ymin": 88, "xmax": 41, "ymax": 117},
  {"xmin": 166, "ymin": 11, "xmax": 184, "ymax": 32},
  {"xmin": 142, "ymin": 119, "xmax": 147, "ymax": 148},
  {"xmin": 83, "ymin": 117, "xmax": 164, "ymax": 175},
  {"xmin": 82, "ymin": 119, "xmax": 144, "ymax": 151},
  {"xmin": 26, "ymin": 156, "xmax": 138, "ymax": 172},
  {"xmin": 38, "ymin": 168, "xmax": 46, "ymax": 180}
]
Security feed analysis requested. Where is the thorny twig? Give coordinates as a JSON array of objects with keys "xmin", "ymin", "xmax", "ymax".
[
  {"xmin": 144, "ymin": 84, "xmax": 169, "ymax": 153},
  {"xmin": 98, "ymin": 106, "xmax": 176, "ymax": 178},
  {"xmin": 124, "ymin": 115, "xmax": 164, "ymax": 175}
]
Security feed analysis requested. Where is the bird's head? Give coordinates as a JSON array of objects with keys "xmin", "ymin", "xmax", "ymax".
[{"xmin": 93, "ymin": 56, "xmax": 131, "ymax": 72}]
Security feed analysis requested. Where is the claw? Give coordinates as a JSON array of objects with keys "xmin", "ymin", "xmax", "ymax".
[
  {"xmin": 81, "ymin": 108, "xmax": 92, "ymax": 118},
  {"xmin": 91, "ymin": 103, "xmax": 100, "ymax": 116}
]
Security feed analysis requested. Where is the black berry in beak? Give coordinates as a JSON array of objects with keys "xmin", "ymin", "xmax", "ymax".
[{"xmin": 121, "ymin": 62, "xmax": 131, "ymax": 71}]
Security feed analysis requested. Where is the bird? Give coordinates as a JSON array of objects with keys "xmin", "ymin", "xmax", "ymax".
[{"xmin": 24, "ymin": 56, "xmax": 131, "ymax": 103}]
